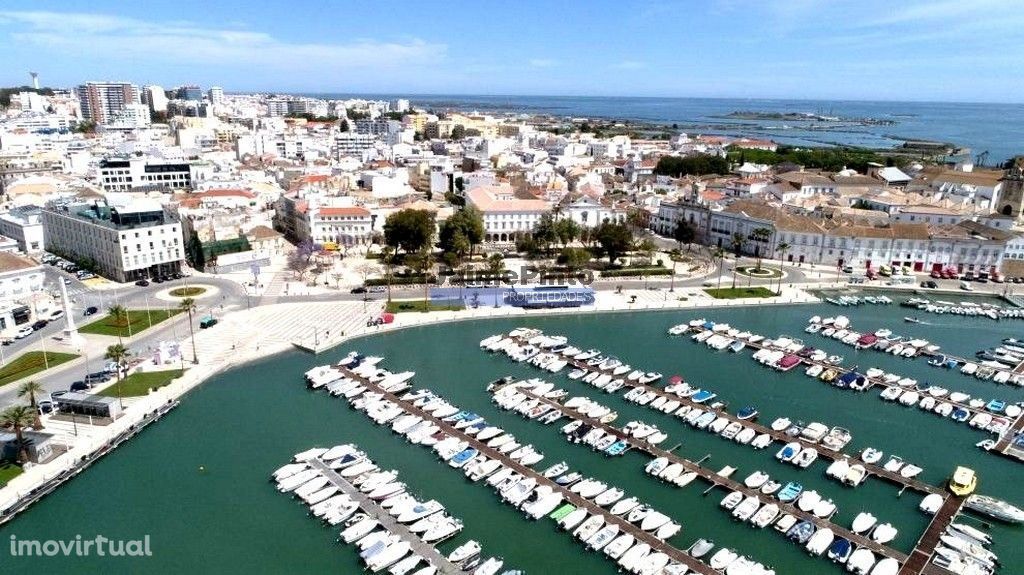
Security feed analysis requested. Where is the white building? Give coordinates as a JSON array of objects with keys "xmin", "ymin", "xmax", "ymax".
[
  {"xmin": 105, "ymin": 104, "xmax": 152, "ymax": 130},
  {"xmin": 142, "ymin": 85, "xmax": 168, "ymax": 114},
  {"xmin": 42, "ymin": 198, "xmax": 185, "ymax": 282},
  {"xmin": 76, "ymin": 81, "xmax": 141, "ymax": 124},
  {"xmin": 0, "ymin": 205, "xmax": 46, "ymax": 252},
  {"xmin": 98, "ymin": 156, "xmax": 208, "ymax": 192},
  {"xmin": 465, "ymin": 184, "xmax": 551, "ymax": 243},
  {"xmin": 0, "ymin": 252, "xmax": 45, "ymax": 304},
  {"xmin": 208, "ymin": 86, "xmax": 224, "ymax": 106}
]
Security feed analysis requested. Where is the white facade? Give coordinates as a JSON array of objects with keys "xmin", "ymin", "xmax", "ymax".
[
  {"xmin": 42, "ymin": 199, "xmax": 185, "ymax": 282},
  {"xmin": 0, "ymin": 253, "xmax": 45, "ymax": 304},
  {"xmin": 0, "ymin": 206, "xmax": 46, "ymax": 252},
  {"xmin": 466, "ymin": 185, "xmax": 551, "ymax": 243},
  {"xmin": 98, "ymin": 157, "xmax": 202, "ymax": 192}
]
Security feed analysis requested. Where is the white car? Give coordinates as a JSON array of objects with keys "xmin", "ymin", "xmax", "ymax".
[
  {"xmin": 48, "ymin": 309, "xmax": 65, "ymax": 320},
  {"xmin": 15, "ymin": 326, "xmax": 34, "ymax": 339}
]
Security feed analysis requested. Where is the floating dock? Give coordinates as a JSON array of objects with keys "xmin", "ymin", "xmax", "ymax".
[
  {"xmin": 305, "ymin": 458, "xmax": 463, "ymax": 574},
  {"xmin": 333, "ymin": 364, "xmax": 723, "ymax": 575},
  {"xmin": 502, "ymin": 383, "xmax": 910, "ymax": 565}
]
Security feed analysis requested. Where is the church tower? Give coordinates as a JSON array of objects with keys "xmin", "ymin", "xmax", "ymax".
[{"xmin": 998, "ymin": 156, "xmax": 1024, "ymax": 219}]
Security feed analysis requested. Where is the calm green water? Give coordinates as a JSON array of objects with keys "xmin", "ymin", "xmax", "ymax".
[{"xmin": 4, "ymin": 300, "xmax": 1023, "ymax": 574}]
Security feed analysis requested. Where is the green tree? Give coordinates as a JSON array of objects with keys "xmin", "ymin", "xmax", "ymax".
[
  {"xmin": 730, "ymin": 233, "xmax": 746, "ymax": 289},
  {"xmin": 487, "ymin": 254, "xmax": 506, "ymax": 282},
  {"xmin": 187, "ymin": 235, "xmax": 206, "ymax": 271},
  {"xmin": 383, "ymin": 209, "xmax": 435, "ymax": 254},
  {"xmin": 557, "ymin": 247, "xmax": 591, "ymax": 271},
  {"xmin": 714, "ymin": 247, "xmax": 727, "ymax": 290},
  {"xmin": 17, "ymin": 381, "xmax": 44, "ymax": 428},
  {"xmin": 380, "ymin": 246, "xmax": 395, "ymax": 303},
  {"xmin": 751, "ymin": 227, "xmax": 772, "ymax": 271},
  {"xmin": 0, "ymin": 406, "xmax": 36, "ymax": 463},
  {"xmin": 179, "ymin": 298, "xmax": 199, "ymax": 364},
  {"xmin": 626, "ymin": 208, "xmax": 648, "ymax": 235},
  {"xmin": 635, "ymin": 238, "xmax": 657, "ymax": 266},
  {"xmin": 594, "ymin": 222, "xmax": 634, "ymax": 265},
  {"xmin": 104, "ymin": 343, "xmax": 132, "ymax": 403},
  {"xmin": 450, "ymin": 124, "xmax": 466, "ymax": 140},
  {"xmin": 554, "ymin": 218, "xmax": 582, "ymax": 247},
  {"xmin": 775, "ymin": 241, "xmax": 791, "ymax": 295},
  {"xmin": 654, "ymin": 154, "xmax": 730, "ymax": 177},
  {"xmin": 438, "ymin": 206, "xmax": 484, "ymax": 256},
  {"xmin": 532, "ymin": 214, "xmax": 559, "ymax": 255},
  {"xmin": 672, "ymin": 220, "xmax": 696, "ymax": 250},
  {"xmin": 107, "ymin": 304, "xmax": 128, "ymax": 328}
]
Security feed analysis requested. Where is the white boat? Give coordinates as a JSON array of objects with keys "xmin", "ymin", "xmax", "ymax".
[{"xmin": 851, "ymin": 512, "xmax": 876, "ymax": 534}]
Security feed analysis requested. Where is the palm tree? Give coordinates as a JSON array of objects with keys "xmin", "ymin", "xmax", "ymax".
[
  {"xmin": 380, "ymin": 246, "xmax": 395, "ymax": 303},
  {"xmin": 775, "ymin": 241, "xmax": 791, "ymax": 295},
  {"xmin": 714, "ymin": 247, "xmax": 727, "ymax": 290},
  {"xmin": 0, "ymin": 405, "xmax": 36, "ymax": 463},
  {"xmin": 105, "ymin": 343, "xmax": 131, "ymax": 405},
  {"xmin": 179, "ymin": 297, "xmax": 199, "ymax": 364},
  {"xmin": 17, "ymin": 381, "xmax": 44, "ymax": 428},
  {"xmin": 751, "ymin": 228, "xmax": 772, "ymax": 272},
  {"xmin": 730, "ymin": 233, "xmax": 746, "ymax": 289},
  {"xmin": 107, "ymin": 304, "xmax": 128, "ymax": 328}
]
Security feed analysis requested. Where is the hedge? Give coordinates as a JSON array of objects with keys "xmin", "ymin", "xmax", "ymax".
[
  {"xmin": 364, "ymin": 275, "xmax": 437, "ymax": 286},
  {"xmin": 600, "ymin": 268, "xmax": 673, "ymax": 278}
]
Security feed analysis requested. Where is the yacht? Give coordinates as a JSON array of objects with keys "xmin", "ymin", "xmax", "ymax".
[{"xmin": 965, "ymin": 494, "xmax": 1024, "ymax": 523}]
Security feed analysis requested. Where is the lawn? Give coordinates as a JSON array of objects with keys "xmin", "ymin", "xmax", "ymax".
[
  {"xmin": 0, "ymin": 351, "xmax": 78, "ymax": 388},
  {"xmin": 169, "ymin": 287, "xmax": 206, "ymax": 297},
  {"xmin": 704, "ymin": 287, "xmax": 777, "ymax": 299},
  {"xmin": 79, "ymin": 309, "xmax": 183, "ymax": 338},
  {"xmin": 385, "ymin": 300, "xmax": 464, "ymax": 313},
  {"xmin": 0, "ymin": 463, "xmax": 22, "ymax": 487},
  {"xmin": 95, "ymin": 369, "xmax": 184, "ymax": 398}
]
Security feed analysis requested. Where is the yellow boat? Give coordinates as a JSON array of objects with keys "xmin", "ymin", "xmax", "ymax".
[
  {"xmin": 949, "ymin": 466, "xmax": 977, "ymax": 496},
  {"xmin": 820, "ymin": 369, "xmax": 838, "ymax": 382}
]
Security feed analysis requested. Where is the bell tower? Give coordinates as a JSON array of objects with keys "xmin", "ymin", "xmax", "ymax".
[{"xmin": 998, "ymin": 156, "xmax": 1024, "ymax": 219}]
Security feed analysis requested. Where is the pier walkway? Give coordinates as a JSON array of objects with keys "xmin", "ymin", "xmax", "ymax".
[
  {"xmin": 505, "ymin": 384, "xmax": 910, "ymax": 565},
  {"xmin": 333, "ymin": 365, "xmax": 722, "ymax": 575},
  {"xmin": 504, "ymin": 332, "xmax": 944, "ymax": 496},
  {"xmin": 992, "ymin": 414, "xmax": 1024, "ymax": 463},
  {"xmin": 897, "ymin": 495, "xmax": 964, "ymax": 575},
  {"xmin": 305, "ymin": 458, "xmax": 462, "ymax": 575},
  {"xmin": 683, "ymin": 325, "xmax": 1010, "ymax": 429}
]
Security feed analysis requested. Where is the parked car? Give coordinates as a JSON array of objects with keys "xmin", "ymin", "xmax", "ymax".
[
  {"xmin": 37, "ymin": 400, "xmax": 54, "ymax": 415},
  {"xmin": 960, "ymin": 281, "xmax": 974, "ymax": 291},
  {"xmin": 199, "ymin": 316, "xmax": 218, "ymax": 329},
  {"xmin": 135, "ymin": 279, "xmax": 150, "ymax": 287},
  {"xmin": 963, "ymin": 271, "xmax": 976, "ymax": 281},
  {"xmin": 69, "ymin": 381, "xmax": 90, "ymax": 392},
  {"xmin": 841, "ymin": 265, "xmax": 854, "ymax": 273},
  {"xmin": 921, "ymin": 280, "xmax": 938, "ymax": 289},
  {"xmin": 152, "ymin": 276, "xmax": 165, "ymax": 283},
  {"xmin": 930, "ymin": 270, "xmax": 942, "ymax": 279},
  {"xmin": 368, "ymin": 286, "xmax": 386, "ymax": 293},
  {"xmin": 84, "ymin": 372, "xmax": 111, "ymax": 384},
  {"xmin": 84, "ymin": 306, "xmax": 99, "ymax": 316},
  {"xmin": 16, "ymin": 326, "xmax": 35, "ymax": 338},
  {"xmin": 48, "ymin": 309, "xmax": 64, "ymax": 320},
  {"xmin": 350, "ymin": 286, "xmax": 367, "ymax": 294}
]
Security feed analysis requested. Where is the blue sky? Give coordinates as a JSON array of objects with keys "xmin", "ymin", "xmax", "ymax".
[{"xmin": 1, "ymin": 0, "xmax": 1023, "ymax": 102}]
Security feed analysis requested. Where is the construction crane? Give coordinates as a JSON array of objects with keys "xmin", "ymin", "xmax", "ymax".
[{"xmin": 975, "ymin": 150, "xmax": 989, "ymax": 167}]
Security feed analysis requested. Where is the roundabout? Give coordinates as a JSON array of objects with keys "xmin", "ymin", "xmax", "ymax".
[
  {"xmin": 733, "ymin": 265, "xmax": 784, "ymax": 279},
  {"xmin": 154, "ymin": 284, "xmax": 220, "ymax": 303}
]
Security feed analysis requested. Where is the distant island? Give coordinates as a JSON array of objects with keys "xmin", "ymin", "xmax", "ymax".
[{"xmin": 715, "ymin": 110, "xmax": 897, "ymax": 126}]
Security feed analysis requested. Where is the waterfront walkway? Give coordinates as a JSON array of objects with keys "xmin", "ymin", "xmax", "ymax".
[
  {"xmin": 305, "ymin": 458, "xmax": 462, "ymax": 575},
  {"xmin": 332, "ymin": 365, "xmax": 722, "ymax": 575},
  {"xmin": 504, "ymin": 384, "xmax": 909, "ymax": 565}
]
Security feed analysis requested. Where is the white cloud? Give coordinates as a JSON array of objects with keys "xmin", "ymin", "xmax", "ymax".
[
  {"xmin": 611, "ymin": 60, "xmax": 647, "ymax": 70},
  {"xmin": 528, "ymin": 58, "xmax": 558, "ymax": 68},
  {"xmin": 0, "ymin": 10, "xmax": 446, "ymax": 73}
]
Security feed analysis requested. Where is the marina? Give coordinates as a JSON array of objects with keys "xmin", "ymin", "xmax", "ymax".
[
  {"xmin": 487, "ymin": 379, "xmax": 913, "ymax": 567},
  {"xmin": 314, "ymin": 359, "xmax": 731, "ymax": 575},
  {"xmin": 4, "ymin": 303, "xmax": 1022, "ymax": 574}
]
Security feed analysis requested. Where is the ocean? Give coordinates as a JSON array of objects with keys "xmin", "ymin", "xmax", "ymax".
[{"xmin": 313, "ymin": 94, "xmax": 1024, "ymax": 165}]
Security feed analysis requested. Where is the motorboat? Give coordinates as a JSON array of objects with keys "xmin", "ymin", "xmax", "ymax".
[
  {"xmin": 828, "ymin": 538, "xmax": 852, "ymax": 563},
  {"xmin": 743, "ymin": 470, "xmax": 770, "ymax": 489},
  {"xmin": 871, "ymin": 523, "xmax": 898, "ymax": 544},
  {"xmin": 846, "ymin": 548, "xmax": 876, "ymax": 575},
  {"xmin": 689, "ymin": 538, "xmax": 714, "ymax": 558},
  {"xmin": 860, "ymin": 447, "xmax": 883, "ymax": 464},
  {"xmin": 965, "ymin": 494, "xmax": 1024, "ymax": 523},
  {"xmin": 851, "ymin": 512, "xmax": 877, "ymax": 534},
  {"xmin": 777, "ymin": 482, "xmax": 803, "ymax": 503},
  {"xmin": 806, "ymin": 528, "xmax": 835, "ymax": 556}
]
